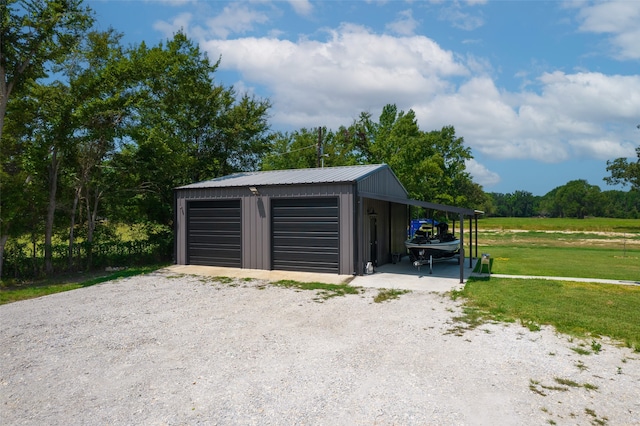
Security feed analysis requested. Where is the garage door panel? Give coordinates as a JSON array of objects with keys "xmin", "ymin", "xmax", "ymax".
[
  {"xmin": 272, "ymin": 197, "xmax": 339, "ymax": 274},
  {"xmin": 272, "ymin": 237, "xmax": 339, "ymax": 248},
  {"xmin": 187, "ymin": 200, "xmax": 241, "ymax": 267}
]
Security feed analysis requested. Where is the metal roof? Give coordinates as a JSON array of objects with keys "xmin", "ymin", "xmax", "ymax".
[{"xmin": 176, "ymin": 164, "xmax": 388, "ymax": 189}]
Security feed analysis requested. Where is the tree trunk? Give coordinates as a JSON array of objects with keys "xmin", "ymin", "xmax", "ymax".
[
  {"xmin": 45, "ymin": 148, "xmax": 60, "ymax": 275},
  {"xmin": 85, "ymin": 188, "xmax": 101, "ymax": 270},
  {"xmin": 68, "ymin": 186, "xmax": 81, "ymax": 270},
  {"xmin": 0, "ymin": 234, "xmax": 8, "ymax": 281}
]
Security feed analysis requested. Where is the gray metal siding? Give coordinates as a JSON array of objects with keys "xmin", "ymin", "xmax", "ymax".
[
  {"xmin": 271, "ymin": 197, "xmax": 340, "ymax": 273},
  {"xmin": 357, "ymin": 167, "xmax": 407, "ymax": 198}
]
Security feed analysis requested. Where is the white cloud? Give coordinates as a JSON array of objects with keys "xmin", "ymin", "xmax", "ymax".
[
  {"xmin": 465, "ymin": 159, "xmax": 500, "ymax": 187},
  {"xmin": 576, "ymin": 0, "xmax": 640, "ymax": 60},
  {"xmin": 287, "ymin": 0, "xmax": 313, "ymax": 16},
  {"xmin": 385, "ymin": 9, "xmax": 420, "ymax": 36},
  {"xmin": 414, "ymin": 70, "xmax": 640, "ymax": 163},
  {"xmin": 190, "ymin": 13, "xmax": 640, "ymax": 165},
  {"xmin": 569, "ymin": 138, "xmax": 637, "ymax": 160},
  {"xmin": 438, "ymin": 4, "xmax": 484, "ymax": 31},
  {"xmin": 206, "ymin": 4, "xmax": 269, "ymax": 39},
  {"xmin": 202, "ymin": 24, "xmax": 468, "ymax": 128},
  {"xmin": 153, "ymin": 12, "xmax": 193, "ymax": 37}
]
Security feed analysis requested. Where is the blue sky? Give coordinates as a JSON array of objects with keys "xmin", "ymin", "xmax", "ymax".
[{"xmin": 87, "ymin": 0, "xmax": 640, "ymax": 196}]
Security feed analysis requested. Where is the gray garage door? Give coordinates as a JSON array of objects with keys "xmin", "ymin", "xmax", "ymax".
[
  {"xmin": 272, "ymin": 197, "xmax": 339, "ymax": 273},
  {"xmin": 187, "ymin": 200, "xmax": 241, "ymax": 267}
]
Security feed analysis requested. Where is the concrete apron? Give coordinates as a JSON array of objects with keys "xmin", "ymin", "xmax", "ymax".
[{"xmin": 163, "ymin": 255, "xmax": 477, "ymax": 293}]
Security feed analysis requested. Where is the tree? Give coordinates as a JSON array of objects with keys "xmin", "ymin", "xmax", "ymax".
[
  {"xmin": 20, "ymin": 81, "xmax": 76, "ymax": 274},
  {"xmin": 0, "ymin": 0, "xmax": 93, "ymax": 140},
  {"xmin": 540, "ymin": 180, "xmax": 602, "ymax": 218},
  {"xmin": 605, "ymin": 146, "xmax": 640, "ymax": 191},
  {"xmin": 64, "ymin": 29, "xmax": 129, "ymax": 269},
  {"xmin": 261, "ymin": 126, "xmax": 363, "ymax": 170},
  {"xmin": 356, "ymin": 104, "xmax": 475, "ymax": 209},
  {"xmin": 109, "ymin": 32, "xmax": 272, "ymax": 230},
  {"xmin": 0, "ymin": 0, "xmax": 93, "ymax": 278}
]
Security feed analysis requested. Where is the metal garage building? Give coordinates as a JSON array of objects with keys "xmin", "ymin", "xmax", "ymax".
[{"xmin": 174, "ymin": 164, "xmax": 478, "ymax": 277}]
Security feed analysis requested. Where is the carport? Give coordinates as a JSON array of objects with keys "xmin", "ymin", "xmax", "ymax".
[{"xmin": 358, "ymin": 191, "xmax": 482, "ymax": 283}]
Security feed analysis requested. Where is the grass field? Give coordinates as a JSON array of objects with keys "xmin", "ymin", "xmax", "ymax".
[
  {"xmin": 465, "ymin": 217, "xmax": 640, "ymax": 281},
  {"xmin": 460, "ymin": 217, "xmax": 640, "ymax": 348},
  {"xmin": 477, "ymin": 217, "xmax": 640, "ymax": 233},
  {"xmin": 459, "ymin": 277, "xmax": 640, "ymax": 351}
]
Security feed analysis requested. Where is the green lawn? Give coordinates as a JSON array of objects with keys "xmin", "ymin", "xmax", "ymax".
[
  {"xmin": 481, "ymin": 245, "xmax": 639, "ymax": 281},
  {"xmin": 0, "ymin": 265, "xmax": 163, "ymax": 305},
  {"xmin": 477, "ymin": 217, "xmax": 640, "ymax": 233},
  {"xmin": 463, "ymin": 217, "xmax": 640, "ymax": 280},
  {"xmin": 456, "ymin": 217, "xmax": 640, "ymax": 349},
  {"xmin": 460, "ymin": 277, "xmax": 640, "ymax": 350}
]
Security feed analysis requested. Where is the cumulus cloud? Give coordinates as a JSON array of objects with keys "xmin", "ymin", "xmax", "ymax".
[
  {"xmin": 576, "ymin": 0, "xmax": 640, "ymax": 60},
  {"xmin": 153, "ymin": 12, "xmax": 194, "ymax": 37},
  {"xmin": 154, "ymin": 3, "xmax": 269, "ymax": 40},
  {"xmin": 202, "ymin": 23, "xmax": 468, "ymax": 128},
  {"xmin": 165, "ymin": 2, "xmax": 640, "ymax": 166},
  {"xmin": 287, "ymin": 0, "xmax": 313, "ymax": 16},
  {"xmin": 385, "ymin": 9, "xmax": 420, "ymax": 36},
  {"xmin": 205, "ymin": 4, "xmax": 269, "ymax": 39},
  {"xmin": 465, "ymin": 159, "xmax": 500, "ymax": 187}
]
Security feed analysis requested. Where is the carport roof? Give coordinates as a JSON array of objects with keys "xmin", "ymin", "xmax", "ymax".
[
  {"xmin": 358, "ymin": 191, "xmax": 479, "ymax": 216},
  {"xmin": 176, "ymin": 164, "xmax": 389, "ymax": 189}
]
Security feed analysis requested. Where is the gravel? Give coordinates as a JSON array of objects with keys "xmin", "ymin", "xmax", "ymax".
[{"xmin": 1, "ymin": 270, "xmax": 639, "ymax": 425}]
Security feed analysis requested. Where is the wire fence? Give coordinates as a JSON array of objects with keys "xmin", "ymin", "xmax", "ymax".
[{"xmin": 2, "ymin": 239, "xmax": 173, "ymax": 281}]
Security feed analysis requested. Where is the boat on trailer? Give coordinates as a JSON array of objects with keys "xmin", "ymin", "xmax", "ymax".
[{"xmin": 405, "ymin": 222, "xmax": 460, "ymax": 271}]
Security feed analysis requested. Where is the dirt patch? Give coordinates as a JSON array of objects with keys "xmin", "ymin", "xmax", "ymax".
[{"xmin": 1, "ymin": 271, "xmax": 639, "ymax": 425}]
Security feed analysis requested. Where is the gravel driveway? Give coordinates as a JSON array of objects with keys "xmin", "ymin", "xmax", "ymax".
[{"xmin": 1, "ymin": 270, "xmax": 639, "ymax": 425}]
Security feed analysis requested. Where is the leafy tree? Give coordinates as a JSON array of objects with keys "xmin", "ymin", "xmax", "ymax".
[
  {"xmin": 109, "ymin": 32, "xmax": 272, "ymax": 230},
  {"xmin": 540, "ymin": 180, "xmax": 602, "ymax": 218},
  {"xmin": 0, "ymin": 0, "xmax": 93, "ymax": 278},
  {"xmin": 261, "ymin": 126, "xmax": 363, "ymax": 170},
  {"xmin": 262, "ymin": 128, "xmax": 320, "ymax": 170},
  {"xmin": 19, "ymin": 81, "xmax": 76, "ymax": 273},
  {"xmin": 605, "ymin": 146, "xmax": 640, "ymax": 191},
  {"xmin": 600, "ymin": 190, "xmax": 640, "ymax": 218},
  {"xmin": 0, "ymin": 0, "xmax": 93, "ymax": 140},
  {"xmin": 63, "ymin": 29, "xmax": 130, "ymax": 269},
  {"xmin": 356, "ymin": 104, "xmax": 475, "ymax": 209}
]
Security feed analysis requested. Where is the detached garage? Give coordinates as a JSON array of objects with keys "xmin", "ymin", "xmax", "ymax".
[{"xmin": 174, "ymin": 164, "xmax": 478, "ymax": 277}]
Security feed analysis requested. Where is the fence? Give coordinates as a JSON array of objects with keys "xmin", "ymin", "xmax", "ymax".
[{"xmin": 2, "ymin": 238, "xmax": 173, "ymax": 280}]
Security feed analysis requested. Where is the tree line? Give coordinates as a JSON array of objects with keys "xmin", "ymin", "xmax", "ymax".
[
  {"xmin": 1, "ymin": 1, "xmax": 639, "ymax": 279},
  {"xmin": 487, "ymin": 181, "xmax": 640, "ymax": 218}
]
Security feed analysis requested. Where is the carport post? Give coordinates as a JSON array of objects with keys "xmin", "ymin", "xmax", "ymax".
[
  {"xmin": 469, "ymin": 215, "xmax": 473, "ymax": 269},
  {"xmin": 459, "ymin": 212, "xmax": 464, "ymax": 284}
]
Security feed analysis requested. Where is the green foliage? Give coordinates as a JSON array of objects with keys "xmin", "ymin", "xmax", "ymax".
[
  {"xmin": 2, "ymin": 237, "xmax": 171, "ymax": 280},
  {"xmin": 539, "ymin": 180, "xmax": 603, "ymax": 218},
  {"xmin": 488, "ymin": 185, "xmax": 640, "ymax": 219},
  {"xmin": 354, "ymin": 104, "xmax": 476, "ymax": 209},
  {"xmin": 605, "ymin": 145, "xmax": 640, "ymax": 191},
  {"xmin": 262, "ymin": 126, "xmax": 365, "ymax": 170},
  {"xmin": 109, "ymin": 32, "xmax": 272, "ymax": 226}
]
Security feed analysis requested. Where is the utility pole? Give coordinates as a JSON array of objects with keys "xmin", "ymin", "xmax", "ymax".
[{"xmin": 316, "ymin": 126, "xmax": 324, "ymax": 168}]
